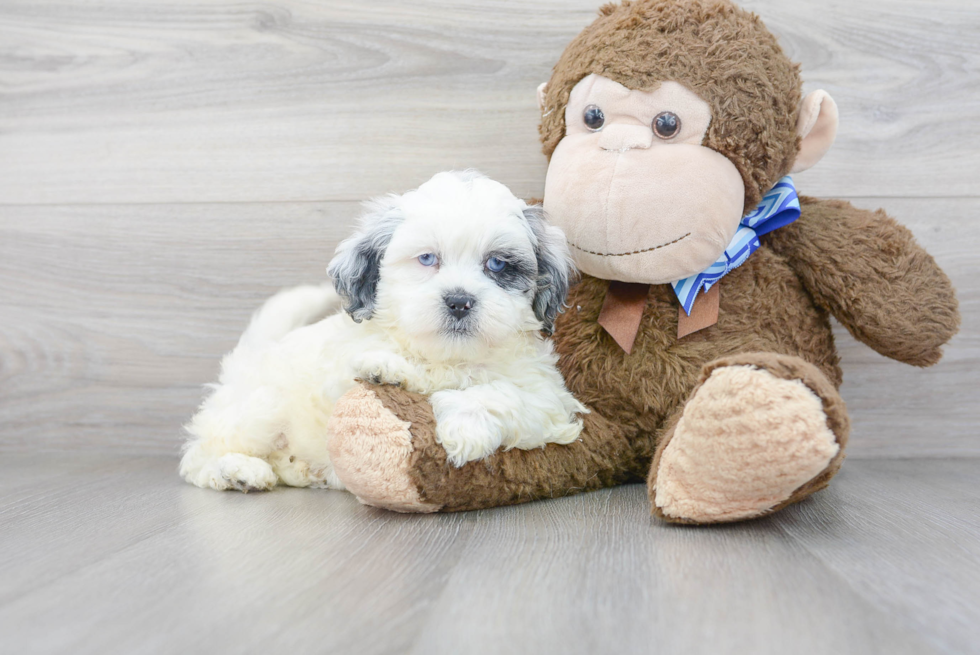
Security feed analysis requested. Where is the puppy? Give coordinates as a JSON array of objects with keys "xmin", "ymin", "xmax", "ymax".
[{"xmin": 179, "ymin": 171, "xmax": 586, "ymax": 492}]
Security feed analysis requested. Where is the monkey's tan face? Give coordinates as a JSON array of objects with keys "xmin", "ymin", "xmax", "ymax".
[{"xmin": 543, "ymin": 74, "xmax": 745, "ymax": 284}]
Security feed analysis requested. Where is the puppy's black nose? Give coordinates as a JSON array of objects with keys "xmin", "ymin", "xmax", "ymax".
[{"xmin": 444, "ymin": 292, "xmax": 476, "ymax": 320}]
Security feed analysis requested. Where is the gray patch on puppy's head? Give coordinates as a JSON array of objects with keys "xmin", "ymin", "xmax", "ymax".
[
  {"xmin": 327, "ymin": 197, "xmax": 403, "ymax": 322},
  {"xmin": 522, "ymin": 205, "xmax": 577, "ymax": 334}
]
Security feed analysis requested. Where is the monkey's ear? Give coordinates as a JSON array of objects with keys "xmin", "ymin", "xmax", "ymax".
[
  {"xmin": 537, "ymin": 82, "xmax": 549, "ymax": 111},
  {"xmin": 791, "ymin": 90, "xmax": 839, "ymax": 173},
  {"xmin": 326, "ymin": 197, "xmax": 403, "ymax": 323}
]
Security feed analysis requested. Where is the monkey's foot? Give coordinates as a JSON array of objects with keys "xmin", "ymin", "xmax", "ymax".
[
  {"xmin": 328, "ymin": 384, "xmax": 441, "ymax": 513},
  {"xmin": 650, "ymin": 354, "xmax": 848, "ymax": 524}
]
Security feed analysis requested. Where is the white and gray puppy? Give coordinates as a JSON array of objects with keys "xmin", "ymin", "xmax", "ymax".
[{"xmin": 180, "ymin": 171, "xmax": 587, "ymax": 492}]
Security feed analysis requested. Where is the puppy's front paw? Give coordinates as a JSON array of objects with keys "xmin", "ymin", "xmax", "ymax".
[
  {"xmin": 431, "ymin": 390, "xmax": 503, "ymax": 467},
  {"xmin": 352, "ymin": 351, "xmax": 418, "ymax": 387},
  {"xmin": 203, "ymin": 454, "xmax": 277, "ymax": 492}
]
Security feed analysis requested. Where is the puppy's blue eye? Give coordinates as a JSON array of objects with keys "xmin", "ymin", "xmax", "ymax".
[
  {"xmin": 486, "ymin": 256, "xmax": 506, "ymax": 273},
  {"xmin": 418, "ymin": 253, "xmax": 438, "ymax": 267}
]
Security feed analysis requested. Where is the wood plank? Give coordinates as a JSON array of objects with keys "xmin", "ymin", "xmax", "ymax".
[
  {"xmin": 777, "ymin": 459, "xmax": 980, "ymax": 655},
  {"xmin": 0, "ymin": 202, "xmax": 356, "ymax": 453},
  {"xmin": 0, "ymin": 455, "xmax": 190, "ymax": 606},
  {"xmin": 0, "ymin": 197, "xmax": 977, "ymax": 457},
  {"xmin": 752, "ymin": 0, "xmax": 980, "ymax": 199},
  {"xmin": 0, "ymin": 453, "xmax": 474, "ymax": 655},
  {"xmin": 408, "ymin": 483, "xmax": 935, "ymax": 655},
  {"xmin": 0, "ymin": 0, "xmax": 977, "ymax": 204},
  {"xmin": 4, "ymin": 454, "xmax": 976, "ymax": 654}
]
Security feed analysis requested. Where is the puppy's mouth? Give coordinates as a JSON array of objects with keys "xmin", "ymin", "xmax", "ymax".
[{"xmin": 441, "ymin": 318, "xmax": 476, "ymax": 338}]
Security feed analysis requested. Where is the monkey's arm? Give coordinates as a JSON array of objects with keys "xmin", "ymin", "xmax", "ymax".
[{"xmin": 764, "ymin": 196, "xmax": 959, "ymax": 367}]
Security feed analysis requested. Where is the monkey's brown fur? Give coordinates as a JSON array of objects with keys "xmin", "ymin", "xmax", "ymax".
[{"xmin": 331, "ymin": 0, "xmax": 960, "ymax": 522}]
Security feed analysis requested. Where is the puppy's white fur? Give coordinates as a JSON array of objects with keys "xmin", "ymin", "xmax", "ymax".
[{"xmin": 180, "ymin": 171, "xmax": 586, "ymax": 492}]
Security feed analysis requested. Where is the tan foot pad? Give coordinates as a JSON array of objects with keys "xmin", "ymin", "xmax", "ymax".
[
  {"xmin": 329, "ymin": 385, "xmax": 441, "ymax": 513},
  {"xmin": 655, "ymin": 366, "xmax": 839, "ymax": 523}
]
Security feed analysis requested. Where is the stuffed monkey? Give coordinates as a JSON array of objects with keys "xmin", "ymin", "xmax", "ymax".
[{"xmin": 326, "ymin": 0, "xmax": 959, "ymax": 523}]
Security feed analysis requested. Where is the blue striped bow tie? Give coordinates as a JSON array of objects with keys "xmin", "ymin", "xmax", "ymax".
[{"xmin": 671, "ymin": 176, "xmax": 801, "ymax": 315}]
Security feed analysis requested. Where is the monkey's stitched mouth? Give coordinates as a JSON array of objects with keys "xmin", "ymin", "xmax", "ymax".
[{"xmin": 566, "ymin": 232, "xmax": 690, "ymax": 257}]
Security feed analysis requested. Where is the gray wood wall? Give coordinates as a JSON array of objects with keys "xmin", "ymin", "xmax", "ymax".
[{"xmin": 1, "ymin": 0, "xmax": 977, "ymax": 457}]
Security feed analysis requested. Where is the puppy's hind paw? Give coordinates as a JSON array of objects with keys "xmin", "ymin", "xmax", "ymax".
[{"xmin": 204, "ymin": 454, "xmax": 277, "ymax": 492}]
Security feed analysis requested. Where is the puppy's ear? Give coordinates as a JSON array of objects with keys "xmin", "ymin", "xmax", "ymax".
[
  {"xmin": 523, "ymin": 205, "xmax": 577, "ymax": 335},
  {"xmin": 327, "ymin": 197, "xmax": 403, "ymax": 322}
]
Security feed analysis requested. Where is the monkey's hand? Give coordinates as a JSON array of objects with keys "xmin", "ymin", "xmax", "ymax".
[{"xmin": 765, "ymin": 196, "xmax": 959, "ymax": 366}]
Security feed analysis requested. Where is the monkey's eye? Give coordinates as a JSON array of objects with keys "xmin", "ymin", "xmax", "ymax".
[
  {"xmin": 653, "ymin": 111, "xmax": 681, "ymax": 139},
  {"xmin": 486, "ymin": 256, "xmax": 507, "ymax": 273},
  {"xmin": 583, "ymin": 105, "xmax": 605, "ymax": 131},
  {"xmin": 418, "ymin": 253, "xmax": 438, "ymax": 267}
]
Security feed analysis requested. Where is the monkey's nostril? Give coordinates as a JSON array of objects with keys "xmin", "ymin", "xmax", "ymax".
[{"xmin": 444, "ymin": 292, "xmax": 476, "ymax": 320}]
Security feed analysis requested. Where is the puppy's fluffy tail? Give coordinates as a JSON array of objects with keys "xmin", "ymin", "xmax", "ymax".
[
  {"xmin": 181, "ymin": 284, "xmax": 340, "ymax": 461},
  {"xmin": 239, "ymin": 284, "xmax": 342, "ymax": 348}
]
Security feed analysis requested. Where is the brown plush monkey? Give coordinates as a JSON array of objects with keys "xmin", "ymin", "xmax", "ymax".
[{"xmin": 326, "ymin": 0, "xmax": 960, "ymax": 523}]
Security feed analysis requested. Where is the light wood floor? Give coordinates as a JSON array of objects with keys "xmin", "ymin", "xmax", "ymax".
[
  {"xmin": 1, "ymin": 455, "xmax": 978, "ymax": 654},
  {"xmin": 2, "ymin": 1, "xmax": 979, "ymax": 653}
]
